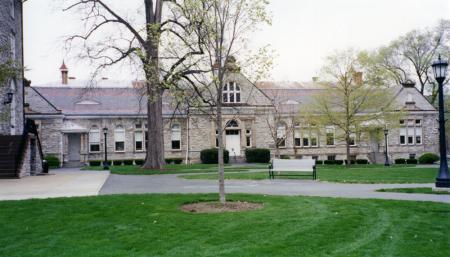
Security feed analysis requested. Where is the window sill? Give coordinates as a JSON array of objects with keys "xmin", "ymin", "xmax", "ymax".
[
  {"xmin": 115, "ymin": 151, "xmax": 126, "ymax": 153},
  {"xmin": 171, "ymin": 149, "xmax": 182, "ymax": 152}
]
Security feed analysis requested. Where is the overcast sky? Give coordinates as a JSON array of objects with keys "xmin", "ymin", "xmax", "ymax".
[{"xmin": 23, "ymin": 0, "xmax": 450, "ymax": 85}]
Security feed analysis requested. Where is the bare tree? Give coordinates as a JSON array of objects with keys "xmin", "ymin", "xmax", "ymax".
[
  {"xmin": 374, "ymin": 19, "xmax": 450, "ymax": 103},
  {"xmin": 175, "ymin": 0, "xmax": 271, "ymax": 204},
  {"xmin": 261, "ymin": 88, "xmax": 296, "ymax": 158},
  {"xmin": 63, "ymin": 0, "xmax": 206, "ymax": 169}
]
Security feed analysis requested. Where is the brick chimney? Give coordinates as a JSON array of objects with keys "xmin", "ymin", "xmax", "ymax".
[
  {"xmin": 60, "ymin": 61, "xmax": 68, "ymax": 85},
  {"xmin": 353, "ymin": 72, "xmax": 363, "ymax": 85}
]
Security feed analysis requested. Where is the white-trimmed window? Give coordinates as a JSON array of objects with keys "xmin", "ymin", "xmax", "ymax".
[
  {"xmin": 135, "ymin": 131, "xmax": 143, "ymax": 151},
  {"xmin": 349, "ymin": 133, "xmax": 356, "ymax": 146},
  {"xmin": 399, "ymin": 119, "xmax": 422, "ymax": 145},
  {"xmin": 400, "ymin": 127, "xmax": 406, "ymax": 145},
  {"xmin": 10, "ymin": 0, "xmax": 15, "ymax": 19},
  {"xmin": 311, "ymin": 131, "xmax": 318, "ymax": 147},
  {"xmin": 415, "ymin": 127, "xmax": 422, "ymax": 144},
  {"xmin": 407, "ymin": 127, "xmax": 414, "ymax": 145},
  {"xmin": 223, "ymin": 82, "xmax": 241, "ymax": 103},
  {"xmin": 135, "ymin": 123, "xmax": 143, "ymax": 151},
  {"xmin": 114, "ymin": 125, "xmax": 125, "ymax": 152},
  {"xmin": 89, "ymin": 126, "xmax": 100, "ymax": 152},
  {"xmin": 10, "ymin": 33, "xmax": 16, "ymax": 62},
  {"xmin": 215, "ymin": 129, "xmax": 219, "ymax": 148},
  {"xmin": 302, "ymin": 133, "xmax": 310, "ymax": 147},
  {"xmin": 171, "ymin": 124, "xmax": 181, "ymax": 150},
  {"xmin": 326, "ymin": 126, "xmax": 335, "ymax": 146},
  {"xmin": 246, "ymin": 129, "xmax": 252, "ymax": 147},
  {"xmin": 277, "ymin": 123, "xmax": 286, "ymax": 148},
  {"xmin": 294, "ymin": 128, "xmax": 301, "ymax": 147}
]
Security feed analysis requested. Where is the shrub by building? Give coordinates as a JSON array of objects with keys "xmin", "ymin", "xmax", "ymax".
[
  {"xmin": 200, "ymin": 149, "xmax": 229, "ymax": 164},
  {"xmin": 418, "ymin": 153, "xmax": 439, "ymax": 164},
  {"xmin": 245, "ymin": 148, "xmax": 270, "ymax": 163},
  {"xmin": 44, "ymin": 155, "xmax": 60, "ymax": 168}
]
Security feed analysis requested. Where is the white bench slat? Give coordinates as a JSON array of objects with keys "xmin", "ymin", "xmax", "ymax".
[{"xmin": 272, "ymin": 159, "xmax": 315, "ymax": 172}]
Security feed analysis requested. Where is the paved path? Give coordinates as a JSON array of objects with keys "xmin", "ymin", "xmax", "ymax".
[
  {"xmin": 100, "ymin": 174, "xmax": 450, "ymax": 204},
  {"xmin": 0, "ymin": 168, "xmax": 109, "ymax": 201}
]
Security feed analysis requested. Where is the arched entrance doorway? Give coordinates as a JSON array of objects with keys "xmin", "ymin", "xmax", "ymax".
[{"xmin": 225, "ymin": 120, "xmax": 241, "ymax": 156}]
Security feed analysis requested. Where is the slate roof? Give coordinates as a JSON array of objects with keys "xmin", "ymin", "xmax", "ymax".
[{"xmin": 27, "ymin": 86, "xmax": 183, "ymax": 116}]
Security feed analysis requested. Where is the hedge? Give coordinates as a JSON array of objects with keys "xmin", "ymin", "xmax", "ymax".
[
  {"xmin": 89, "ymin": 160, "xmax": 102, "ymax": 166},
  {"xmin": 123, "ymin": 160, "xmax": 134, "ymax": 166},
  {"xmin": 135, "ymin": 159, "xmax": 144, "ymax": 166},
  {"xmin": 44, "ymin": 155, "xmax": 60, "ymax": 168},
  {"xmin": 280, "ymin": 155, "xmax": 290, "ymax": 159},
  {"xmin": 406, "ymin": 158, "xmax": 418, "ymax": 164},
  {"xmin": 418, "ymin": 153, "xmax": 439, "ymax": 164},
  {"xmin": 324, "ymin": 160, "xmax": 343, "ymax": 165},
  {"xmin": 113, "ymin": 160, "xmax": 123, "ymax": 166},
  {"xmin": 355, "ymin": 159, "xmax": 369, "ymax": 164},
  {"xmin": 315, "ymin": 160, "xmax": 323, "ymax": 165},
  {"xmin": 165, "ymin": 158, "xmax": 184, "ymax": 164},
  {"xmin": 200, "ymin": 148, "xmax": 229, "ymax": 164},
  {"xmin": 245, "ymin": 148, "xmax": 270, "ymax": 163},
  {"xmin": 394, "ymin": 158, "xmax": 406, "ymax": 164}
]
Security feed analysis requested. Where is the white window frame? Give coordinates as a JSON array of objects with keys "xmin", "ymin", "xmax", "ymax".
[
  {"xmin": 325, "ymin": 126, "xmax": 335, "ymax": 146},
  {"xmin": 311, "ymin": 131, "xmax": 318, "ymax": 147},
  {"xmin": 171, "ymin": 123, "xmax": 181, "ymax": 150},
  {"xmin": 349, "ymin": 133, "xmax": 357, "ymax": 146},
  {"xmin": 114, "ymin": 125, "xmax": 125, "ymax": 152},
  {"xmin": 277, "ymin": 123, "xmax": 286, "ymax": 148},
  {"xmin": 246, "ymin": 129, "xmax": 252, "ymax": 147},
  {"xmin": 294, "ymin": 128, "xmax": 301, "ymax": 147},
  {"xmin": 415, "ymin": 127, "xmax": 422, "ymax": 145},
  {"xmin": 134, "ymin": 131, "xmax": 144, "ymax": 152},
  {"xmin": 223, "ymin": 82, "xmax": 241, "ymax": 103},
  {"xmin": 89, "ymin": 126, "xmax": 101, "ymax": 153}
]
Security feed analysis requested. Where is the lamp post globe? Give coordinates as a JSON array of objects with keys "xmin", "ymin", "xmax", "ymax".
[
  {"xmin": 103, "ymin": 127, "xmax": 109, "ymax": 170},
  {"xmin": 432, "ymin": 55, "xmax": 449, "ymax": 188}
]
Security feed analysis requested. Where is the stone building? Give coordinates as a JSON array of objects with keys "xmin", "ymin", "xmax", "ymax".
[
  {"xmin": 25, "ymin": 62, "xmax": 439, "ymax": 167},
  {"xmin": 0, "ymin": 0, "xmax": 24, "ymax": 134},
  {"xmin": 0, "ymin": 0, "xmax": 43, "ymax": 178}
]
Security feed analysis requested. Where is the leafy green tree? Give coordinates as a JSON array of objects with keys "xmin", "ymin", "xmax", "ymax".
[{"xmin": 302, "ymin": 49, "xmax": 403, "ymax": 166}]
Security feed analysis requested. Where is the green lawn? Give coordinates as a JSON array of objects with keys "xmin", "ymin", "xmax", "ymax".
[
  {"xmin": 0, "ymin": 194, "xmax": 448, "ymax": 257},
  {"xmin": 377, "ymin": 187, "xmax": 450, "ymax": 195},
  {"xmin": 82, "ymin": 164, "xmax": 267, "ymax": 175},
  {"xmin": 181, "ymin": 165, "xmax": 438, "ymax": 184}
]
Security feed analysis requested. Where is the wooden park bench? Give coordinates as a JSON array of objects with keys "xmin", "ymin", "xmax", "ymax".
[{"xmin": 269, "ymin": 159, "xmax": 317, "ymax": 180}]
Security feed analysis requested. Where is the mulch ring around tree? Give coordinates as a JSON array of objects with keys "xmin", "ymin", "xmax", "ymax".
[{"xmin": 181, "ymin": 201, "xmax": 264, "ymax": 213}]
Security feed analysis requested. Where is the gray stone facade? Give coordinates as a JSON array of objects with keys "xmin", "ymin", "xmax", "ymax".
[
  {"xmin": 0, "ymin": 0, "xmax": 24, "ymax": 135},
  {"xmin": 25, "ymin": 66, "xmax": 439, "ymax": 166}
]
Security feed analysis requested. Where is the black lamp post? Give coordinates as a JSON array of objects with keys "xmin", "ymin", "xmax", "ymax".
[
  {"xmin": 431, "ymin": 55, "xmax": 449, "ymax": 188},
  {"xmin": 384, "ymin": 127, "xmax": 390, "ymax": 166},
  {"xmin": 103, "ymin": 127, "xmax": 109, "ymax": 170}
]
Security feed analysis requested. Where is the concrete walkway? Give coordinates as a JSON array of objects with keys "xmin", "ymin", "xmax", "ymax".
[
  {"xmin": 0, "ymin": 168, "xmax": 109, "ymax": 201},
  {"xmin": 100, "ymin": 174, "xmax": 450, "ymax": 204}
]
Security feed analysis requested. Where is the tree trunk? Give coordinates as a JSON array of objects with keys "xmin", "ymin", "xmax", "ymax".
[
  {"xmin": 345, "ymin": 134, "xmax": 351, "ymax": 168},
  {"xmin": 143, "ymin": 86, "xmax": 166, "ymax": 169},
  {"xmin": 216, "ymin": 102, "xmax": 226, "ymax": 204},
  {"xmin": 142, "ymin": 0, "xmax": 165, "ymax": 170}
]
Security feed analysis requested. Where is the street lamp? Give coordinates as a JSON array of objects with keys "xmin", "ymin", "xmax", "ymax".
[
  {"xmin": 103, "ymin": 127, "xmax": 109, "ymax": 170},
  {"xmin": 431, "ymin": 55, "xmax": 449, "ymax": 188},
  {"xmin": 383, "ymin": 127, "xmax": 390, "ymax": 166}
]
